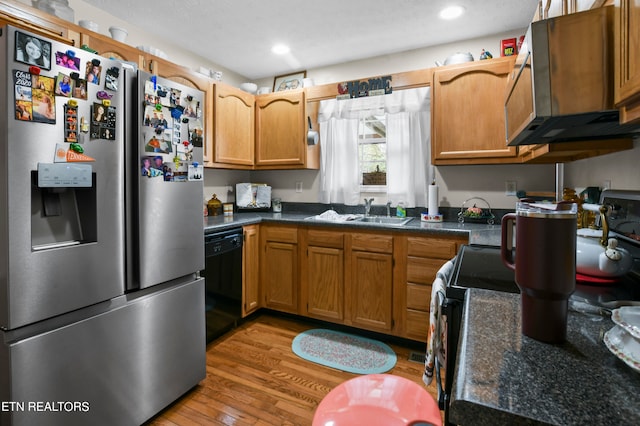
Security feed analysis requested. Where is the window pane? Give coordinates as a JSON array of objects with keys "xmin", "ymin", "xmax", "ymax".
[
  {"xmin": 359, "ymin": 143, "xmax": 386, "ymax": 172},
  {"xmin": 358, "ymin": 114, "xmax": 386, "ymax": 186}
]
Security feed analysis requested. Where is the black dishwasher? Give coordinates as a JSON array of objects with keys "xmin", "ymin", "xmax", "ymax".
[{"xmin": 202, "ymin": 227, "xmax": 243, "ymax": 343}]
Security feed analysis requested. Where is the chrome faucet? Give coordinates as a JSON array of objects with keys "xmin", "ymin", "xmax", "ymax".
[
  {"xmin": 364, "ymin": 198, "xmax": 374, "ymax": 217},
  {"xmin": 386, "ymin": 201, "xmax": 392, "ymax": 217}
]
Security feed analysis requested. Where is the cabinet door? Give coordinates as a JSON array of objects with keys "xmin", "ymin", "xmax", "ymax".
[
  {"xmin": 261, "ymin": 226, "xmax": 298, "ymax": 314},
  {"xmin": 348, "ymin": 250, "xmax": 393, "ymax": 332},
  {"xmin": 255, "ymin": 90, "xmax": 306, "ymax": 167},
  {"xmin": 242, "ymin": 225, "xmax": 260, "ymax": 316},
  {"xmin": 615, "ymin": 0, "xmax": 640, "ymax": 124},
  {"xmin": 212, "ymin": 83, "xmax": 255, "ymax": 167},
  {"xmin": 80, "ymin": 33, "xmax": 143, "ymax": 67},
  {"xmin": 305, "ymin": 246, "xmax": 344, "ymax": 321},
  {"xmin": 431, "ymin": 57, "xmax": 518, "ymax": 164},
  {"xmin": 303, "ymin": 228, "xmax": 345, "ymax": 322},
  {"xmin": 0, "ymin": 1, "xmax": 79, "ymax": 45},
  {"xmin": 155, "ymin": 60, "xmax": 214, "ymax": 163}
]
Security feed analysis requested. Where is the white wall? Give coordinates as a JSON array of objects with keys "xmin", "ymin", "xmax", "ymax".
[{"xmin": 564, "ymin": 140, "xmax": 640, "ymax": 192}]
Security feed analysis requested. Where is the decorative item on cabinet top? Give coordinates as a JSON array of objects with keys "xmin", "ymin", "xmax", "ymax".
[{"xmin": 273, "ymin": 71, "xmax": 306, "ymax": 92}]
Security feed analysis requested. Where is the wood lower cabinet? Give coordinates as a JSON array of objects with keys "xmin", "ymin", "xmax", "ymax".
[
  {"xmin": 301, "ymin": 229, "xmax": 344, "ymax": 322},
  {"xmin": 431, "ymin": 57, "xmax": 519, "ymax": 165},
  {"xmin": 397, "ymin": 234, "xmax": 467, "ymax": 341},
  {"xmin": 615, "ymin": 0, "xmax": 640, "ymax": 124},
  {"xmin": 261, "ymin": 224, "xmax": 299, "ymax": 314},
  {"xmin": 346, "ymin": 232, "xmax": 395, "ymax": 333},
  {"xmin": 268, "ymin": 224, "xmax": 470, "ymax": 342},
  {"xmin": 300, "ymin": 228, "xmax": 395, "ymax": 335},
  {"xmin": 242, "ymin": 224, "xmax": 260, "ymax": 316}
]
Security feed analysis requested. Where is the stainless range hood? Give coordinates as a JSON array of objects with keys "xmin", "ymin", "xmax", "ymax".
[{"xmin": 505, "ymin": 6, "xmax": 640, "ymax": 146}]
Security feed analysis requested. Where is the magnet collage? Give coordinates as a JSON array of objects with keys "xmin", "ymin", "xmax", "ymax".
[
  {"xmin": 13, "ymin": 30, "xmax": 118, "ymax": 148},
  {"xmin": 141, "ymin": 77, "xmax": 204, "ymax": 182}
]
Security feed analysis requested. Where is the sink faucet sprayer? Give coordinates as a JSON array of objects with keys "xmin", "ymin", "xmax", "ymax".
[
  {"xmin": 364, "ymin": 198, "xmax": 374, "ymax": 216},
  {"xmin": 386, "ymin": 201, "xmax": 392, "ymax": 217}
]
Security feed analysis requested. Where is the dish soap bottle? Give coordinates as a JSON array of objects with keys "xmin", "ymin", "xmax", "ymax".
[
  {"xmin": 207, "ymin": 194, "xmax": 222, "ymax": 216},
  {"xmin": 396, "ymin": 201, "xmax": 406, "ymax": 218}
]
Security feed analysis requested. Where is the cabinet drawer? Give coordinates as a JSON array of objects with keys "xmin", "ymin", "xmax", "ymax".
[
  {"xmin": 263, "ymin": 226, "xmax": 298, "ymax": 243},
  {"xmin": 407, "ymin": 257, "xmax": 445, "ymax": 285},
  {"xmin": 406, "ymin": 283, "xmax": 431, "ymax": 311},
  {"xmin": 307, "ymin": 229, "xmax": 344, "ymax": 248},
  {"xmin": 405, "ymin": 309, "xmax": 429, "ymax": 341},
  {"xmin": 407, "ymin": 237, "xmax": 459, "ymax": 259},
  {"xmin": 351, "ymin": 233, "xmax": 393, "ymax": 253}
]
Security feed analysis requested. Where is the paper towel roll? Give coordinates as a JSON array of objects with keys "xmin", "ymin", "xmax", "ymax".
[{"xmin": 428, "ymin": 184, "xmax": 439, "ymax": 215}]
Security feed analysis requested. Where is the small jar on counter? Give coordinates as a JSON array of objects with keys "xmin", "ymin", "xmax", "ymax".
[{"xmin": 207, "ymin": 194, "xmax": 223, "ymax": 216}]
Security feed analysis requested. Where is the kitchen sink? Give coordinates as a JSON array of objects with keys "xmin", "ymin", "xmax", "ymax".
[{"xmin": 356, "ymin": 216, "xmax": 413, "ymax": 226}]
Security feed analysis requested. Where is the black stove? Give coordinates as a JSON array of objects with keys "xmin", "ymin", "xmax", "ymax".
[
  {"xmin": 447, "ymin": 244, "xmax": 518, "ymax": 300},
  {"xmin": 439, "ymin": 242, "xmax": 640, "ymax": 425}
]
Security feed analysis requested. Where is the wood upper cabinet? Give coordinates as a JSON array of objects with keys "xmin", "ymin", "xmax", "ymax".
[
  {"xmin": 210, "ymin": 82, "xmax": 255, "ymax": 167},
  {"xmin": 533, "ymin": 0, "xmax": 608, "ymax": 20},
  {"xmin": 614, "ymin": 0, "xmax": 640, "ymax": 124},
  {"xmin": 153, "ymin": 60, "xmax": 214, "ymax": 163},
  {"xmin": 0, "ymin": 0, "xmax": 79, "ymax": 46},
  {"xmin": 242, "ymin": 224, "xmax": 260, "ymax": 316},
  {"xmin": 431, "ymin": 57, "xmax": 519, "ymax": 165},
  {"xmin": 255, "ymin": 89, "xmax": 306, "ymax": 168},
  {"xmin": 347, "ymin": 232, "xmax": 394, "ymax": 333},
  {"xmin": 300, "ymin": 229, "xmax": 345, "ymax": 322},
  {"xmin": 79, "ymin": 32, "xmax": 143, "ymax": 67},
  {"xmin": 261, "ymin": 224, "xmax": 299, "ymax": 314}
]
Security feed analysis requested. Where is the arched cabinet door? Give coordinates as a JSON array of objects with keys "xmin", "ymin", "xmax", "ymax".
[
  {"xmin": 79, "ymin": 32, "xmax": 144, "ymax": 68},
  {"xmin": 211, "ymin": 82, "xmax": 255, "ymax": 167},
  {"xmin": 255, "ymin": 89, "xmax": 306, "ymax": 168},
  {"xmin": 431, "ymin": 56, "xmax": 518, "ymax": 165},
  {"xmin": 154, "ymin": 60, "xmax": 214, "ymax": 164}
]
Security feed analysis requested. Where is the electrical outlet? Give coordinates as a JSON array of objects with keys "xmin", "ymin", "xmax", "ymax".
[
  {"xmin": 602, "ymin": 180, "xmax": 611, "ymax": 190},
  {"xmin": 295, "ymin": 181, "xmax": 303, "ymax": 193},
  {"xmin": 505, "ymin": 180, "xmax": 517, "ymax": 196}
]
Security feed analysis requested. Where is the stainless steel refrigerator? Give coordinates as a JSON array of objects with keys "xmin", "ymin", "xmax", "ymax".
[{"xmin": 0, "ymin": 26, "xmax": 205, "ymax": 425}]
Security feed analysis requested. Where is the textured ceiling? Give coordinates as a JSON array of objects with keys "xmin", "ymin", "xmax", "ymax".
[{"xmin": 81, "ymin": 0, "xmax": 539, "ymax": 80}]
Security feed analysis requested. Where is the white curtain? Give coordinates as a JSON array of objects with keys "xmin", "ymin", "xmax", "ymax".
[{"xmin": 318, "ymin": 87, "xmax": 432, "ymax": 207}]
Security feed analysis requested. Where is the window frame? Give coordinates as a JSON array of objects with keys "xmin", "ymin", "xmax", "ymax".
[{"xmin": 357, "ymin": 113, "xmax": 387, "ymax": 191}]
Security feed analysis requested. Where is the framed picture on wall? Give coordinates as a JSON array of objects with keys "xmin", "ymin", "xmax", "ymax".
[{"xmin": 273, "ymin": 71, "xmax": 306, "ymax": 92}]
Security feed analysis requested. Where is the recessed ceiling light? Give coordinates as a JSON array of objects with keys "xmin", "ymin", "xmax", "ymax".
[
  {"xmin": 271, "ymin": 44, "xmax": 290, "ymax": 55},
  {"xmin": 439, "ymin": 5, "xmax": 465, "ymax": 20}
]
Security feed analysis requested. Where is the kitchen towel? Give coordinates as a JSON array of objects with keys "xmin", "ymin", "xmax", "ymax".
[
  {"xmin": 423, "ymin": 258, "xmax": 455, "ymax": 387},
  {"xmin": 428, "ymin": 184, "xmax": 439, "ymax": 215}
]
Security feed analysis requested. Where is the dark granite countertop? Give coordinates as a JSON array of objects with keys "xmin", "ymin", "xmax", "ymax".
[
  {"xmin": 450, "ymin": 288, "xmax": 640, "ymax": 425},
  {"xmin": 203, "ymin": 212, "xmax": 503, "ymax": 246}
]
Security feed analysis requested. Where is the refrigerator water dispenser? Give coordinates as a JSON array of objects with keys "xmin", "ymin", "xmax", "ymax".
[{"xmin": 31, "ymin": 164, "xmax": 97, "ymax": 250}]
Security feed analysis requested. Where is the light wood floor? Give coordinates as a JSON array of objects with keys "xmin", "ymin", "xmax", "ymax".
[{"xmin": 145, "ymin": 313, "xmax": 441, "ymax": 425}]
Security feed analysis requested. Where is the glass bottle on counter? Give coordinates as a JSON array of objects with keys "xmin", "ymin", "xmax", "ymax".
[{"xmin": 207, "ymin": 194, "xmax": 223, "ymax": 216}]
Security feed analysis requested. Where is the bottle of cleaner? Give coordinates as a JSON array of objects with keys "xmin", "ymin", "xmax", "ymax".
[{"xmin": 396, "ymin": 201, "xmax": 406, "ymax": 218}]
